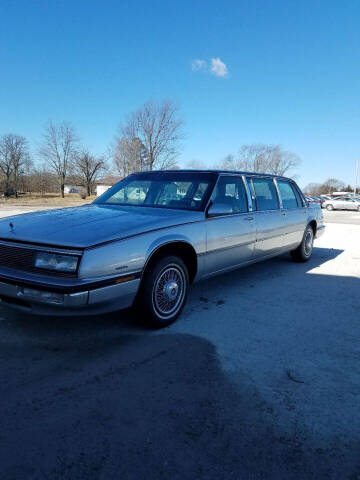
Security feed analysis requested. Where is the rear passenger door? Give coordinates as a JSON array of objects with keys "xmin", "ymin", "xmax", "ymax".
[
  {"xmin": 276, "ymin": 179, "xmax": 307, "ymax": 249},
  {"xmin": 246, "ymin": 176, "xmax": 284, "ymax": 258}
]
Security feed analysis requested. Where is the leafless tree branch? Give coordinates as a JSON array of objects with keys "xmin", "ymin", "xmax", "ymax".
[
  {"xmin": 39, "ymin": 121, "xmax": 78, "ymax": 197},
  {"xmin": 120, "ymin": 99, "xmax": 184, "ymax": 171},
  {"xmin": 74, "ymin": 149, "xmax": 107, "ymax": 196}
]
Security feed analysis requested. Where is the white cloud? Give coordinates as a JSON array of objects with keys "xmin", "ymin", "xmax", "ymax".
[
  {"xmin": 191, "ymin": 57, "xmax": 228, "ymax": 78},
  {"xmin": 210, "ymin": 57, "xmax": 228, "ymax": 78},
  {"xmin": 191, "ymin": 59, "xmax": 207, "ymax": 71}
]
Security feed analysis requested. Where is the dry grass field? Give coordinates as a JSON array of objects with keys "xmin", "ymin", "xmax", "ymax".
[{"xmin": 0, "ymin": 193, "xmax": 97, "ymax": 207}]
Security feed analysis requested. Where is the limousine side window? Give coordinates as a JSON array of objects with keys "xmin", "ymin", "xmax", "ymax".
[
  {"xmin": 277, "ymin": 180, "xmax": 298, "ymax": 209},
  {"xmin": 250, "ymin": 177, "xmax": 279, "ymax": 211},
  {"xmin": 211, "ymin": 176, "xmax": 248, "ymax": 214},
  {"xmin": 291, "ymin": 183, "xmax": 306, "ymax": 207}
]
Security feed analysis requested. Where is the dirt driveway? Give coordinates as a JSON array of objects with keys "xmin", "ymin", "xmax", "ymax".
[{"xmin": 0, "ymin": 214, "xmax": 359, "ymax": 479}]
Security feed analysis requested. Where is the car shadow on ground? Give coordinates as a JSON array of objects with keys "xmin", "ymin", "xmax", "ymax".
[
  {"xmin": 1, "ymin": 331, "xmax": 359, "ymax": 480},
  {"xmin": 183, "ymin": 246, "xmax": 345, "ymax": 313},
  {"xmin": 1, "ymin": 246, "xmax": 360, "ymax": 479}
]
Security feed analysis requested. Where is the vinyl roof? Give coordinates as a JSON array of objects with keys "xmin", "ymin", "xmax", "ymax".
[{"xmin": 135, "ymin": 169, "xmax": 290, "ymax": 180}]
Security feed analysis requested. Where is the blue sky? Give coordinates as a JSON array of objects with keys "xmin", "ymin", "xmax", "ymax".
[{"xmin": 1, "ymin": 0, "xmax": 359, "ymax": 188}]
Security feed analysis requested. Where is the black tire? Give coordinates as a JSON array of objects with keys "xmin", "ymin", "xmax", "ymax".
[
  {"xmin": 137, "ymin": 255, "xmax": 189, "ymax": 328},
  {"xmin": 291, "ymin": 225, "xmax": 314, "ymax": 263},
  {"xmin": 326, "ymin": 204, "xmax": 334, "ymax": 211}
]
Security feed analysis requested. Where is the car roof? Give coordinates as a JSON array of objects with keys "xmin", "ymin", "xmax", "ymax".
[{"xmin": 134, "ymin": 169, "xmax": 291, "ymax": 181}]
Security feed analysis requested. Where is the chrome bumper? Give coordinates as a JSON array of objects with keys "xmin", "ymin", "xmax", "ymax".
[{"xmin": 0, "ymin": 278, "xmax": 140, "ymax": 315}]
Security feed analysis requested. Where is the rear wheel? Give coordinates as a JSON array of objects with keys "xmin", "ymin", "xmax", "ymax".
[
  {"xmin": 291, "ymin": 225, "xmax": 314, "ymax": 262},
  {"xmin": 326, "ymin": 204, "xmax": 334, "ymax": 211},
  {"xmin": 137, "ymin": 255, "xmax": 189, "ymax": 328}
]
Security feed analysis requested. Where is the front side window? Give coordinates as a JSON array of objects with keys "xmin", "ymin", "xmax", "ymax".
[
  {"xmin": 277, "ymin": 180, "xmax": 298, "ymax": 209},
  {"xmin": 249, "ymin": 177, "xmax": 279, "ymax": 211},
  {"xmin": 94, "ymin": 172, "xmax": 216, "ymax": 211},
  {"xmin": 210, "ymin": 176, "xmax": 248, "ymax": 214}
]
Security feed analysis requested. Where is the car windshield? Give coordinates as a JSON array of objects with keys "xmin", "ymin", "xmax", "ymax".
[{"xmin": 94, "ymin": 172, "xmax": 216, "ymax": 211}]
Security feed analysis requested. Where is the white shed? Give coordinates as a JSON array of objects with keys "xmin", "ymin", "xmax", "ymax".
[{"xmin": 95, "ymin": 176, "xmax": 122, "ymax": 196}]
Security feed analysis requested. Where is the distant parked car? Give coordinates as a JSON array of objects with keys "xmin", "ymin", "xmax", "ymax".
[
  {"xmin": 323, "ymin": 197, "xmax": 360, "ymax": 211},
  {"xmin": 305, "ymin": 196, "xmax": 322, "ymax": 206},
  {"xmin": 311, "ymin": 196, "xmax": 326, "ymax": 207}
]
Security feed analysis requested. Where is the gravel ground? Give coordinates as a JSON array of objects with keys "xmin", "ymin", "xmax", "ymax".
[{"xmin": 0, "ymin": 211, "xmax": 360, "ymax": 479}]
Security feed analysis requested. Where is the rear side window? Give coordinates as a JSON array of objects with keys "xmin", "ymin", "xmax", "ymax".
[
  {"xmin": 277, "ymin": 181, "xmax": 298, "ymax": 209},
  {"xmin": 291, "ymin": 182, "xmax": 305, "ymax": 207},
  {"xmin": 250, "ymin": 177, "xmax": 279, "ymax": 211}
]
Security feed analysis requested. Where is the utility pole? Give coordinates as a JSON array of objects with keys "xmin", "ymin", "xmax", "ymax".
[{"xmin": 355, "ymin": 159, "xmax": 359, "ymax": 196}]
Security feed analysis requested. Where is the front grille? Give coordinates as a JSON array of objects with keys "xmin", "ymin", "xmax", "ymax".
[{"xmin": 0, "ymin": 243, "xmax": 78, "ymax": 278}]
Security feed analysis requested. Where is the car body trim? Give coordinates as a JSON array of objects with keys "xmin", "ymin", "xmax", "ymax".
[
  {"xmin": 0, "ymin": 237, "xmax": 83, "ymax": 253},
  {"xmin": 0, "ymin": 270, "xmax": 142, "ymax": 294}
]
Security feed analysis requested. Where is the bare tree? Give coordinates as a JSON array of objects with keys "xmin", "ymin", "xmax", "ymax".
[
  {"xmin": 319, "ymin": 178, "xmax": 345, "ymax": 194},
  {"xmin": 304, "ymin": 179, "xmax": 346, "ymax": 195},
  {"xmin": 39, "ymin": 121, "xmax": 78, "ymax": 197},
  {"xmin": 74, "ymin": 150, "xmax": 106, "ymax": 196},
  {"xmin": 113, "ymin": 137, "xmax": 147, "ymax": 177},
  {"xmin": 26, "ymin": 165, "xmax": 58, "ymax": 196},
  {"xmin": 186, "ymin": 159, "xmax": 207, "ymax": 170},
  {"xmin": 216, "ymin": 154, "xmax": 237, "ymax": 170},
  {"xmin": 218, "ymin": 144, "xmax": 301, "ymax": 176},
  {"xmin": 0, "ymin": 134, "xmax": 31, "ymax": 196},
  {"xmin": 120, "ymin": 100, "xmax": 184, "ymax": 170},
  {"xmin": 266, "ymin": 146, "xmax": 301, "ymax": 176},
  {"xmin": 0, "ymin": 135, "xmax": 13, "ymax": 194},
  {"xmin": 303, "ymin": 183, "xmax": 322, "ymax": 195},
  {"xmin": 10, "ymin": 135, "xmax": 31, "ymax": 196}
]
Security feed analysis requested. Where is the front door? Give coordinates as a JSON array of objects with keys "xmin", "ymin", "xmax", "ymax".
[
  {"xmin": 335, "ymin": 197, "xmax": 349, "ymax": 210},
  {"xmin": 343, "ymin": 198, "xmax": 358, "ymax": 210},
  {"xmin": 205, "ymin": 176, "xmax": 255, "ymax": 276}
]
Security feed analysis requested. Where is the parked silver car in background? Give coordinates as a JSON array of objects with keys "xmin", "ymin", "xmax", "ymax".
[
  {"xmin": 0, "ymin": 170, "xmax": 324, "ymax": 327},
  {"xmin": 323, "ymin": 196, "xmax": 360, "ymax": 211}
]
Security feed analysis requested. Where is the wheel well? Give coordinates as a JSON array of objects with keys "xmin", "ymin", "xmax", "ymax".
[
  {"xmin": 143, "ymin": 242, "xmax": 198, "ymax": 283},
  {"xmin": 308, "ymin": 220, "xmax": 317, "ymax": 235}
]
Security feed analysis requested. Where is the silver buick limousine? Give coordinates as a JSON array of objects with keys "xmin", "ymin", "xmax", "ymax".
[{"xmin": 0, "ymin": 170, "xmax": 324, "ymax": 327}]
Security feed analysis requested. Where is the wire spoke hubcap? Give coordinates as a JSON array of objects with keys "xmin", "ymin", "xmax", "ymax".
[
  {"xmin": 153, "ymin": 266, "xmax": 185, "ymax": 318},
  {"xmin": 304, "ymin": 230, "xmax": 313, "ymax": 256}
]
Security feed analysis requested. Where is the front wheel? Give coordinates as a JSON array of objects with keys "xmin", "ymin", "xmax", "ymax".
[
  {"xmin": 291, "ymin": 225, "xmax": 314, "ymax": 263},
  {"xmin": 137, "ymin": 255, "xmax": 189, "ymax": 328},
  {"xmin": 326, "ymin": 204, "xmax": 334, "ymax": 211}
]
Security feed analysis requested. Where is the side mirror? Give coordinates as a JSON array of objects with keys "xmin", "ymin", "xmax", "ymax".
[{"xmin": 207, "ymin": 202, "xmax": 233, "ymax": 217}]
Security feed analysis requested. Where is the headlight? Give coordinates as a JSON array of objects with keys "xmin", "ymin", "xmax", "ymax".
[{"xmin": 34, "ymin": 252, "xmax": 79, "ymax": 272}]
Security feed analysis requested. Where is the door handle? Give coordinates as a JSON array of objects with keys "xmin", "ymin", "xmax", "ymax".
[{"xmin": 244, "ymin": 216, "xmax": 254, "ymax": 221}]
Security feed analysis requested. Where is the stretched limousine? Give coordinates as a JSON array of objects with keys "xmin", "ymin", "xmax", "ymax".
[{"xmin": 0, "ymin": 170, "xmax": 324, "ymax": 327}]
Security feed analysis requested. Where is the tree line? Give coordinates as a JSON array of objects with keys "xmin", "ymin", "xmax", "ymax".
[
  {"xmin": 0, "ymin": 98, "xmax": 303, "ymax": 198},
  {"xmin": 303, "ymin": 178, "xmax": 353, "ymax": 195},
  {"xmin": 0, "ymin": 126, "xmax": 107, "ymax": 198}
]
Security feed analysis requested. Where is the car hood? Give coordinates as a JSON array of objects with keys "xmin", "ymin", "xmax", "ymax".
[{"xmin": 0, "ymin": 205, "xmax": 204, "ymax": 248}]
